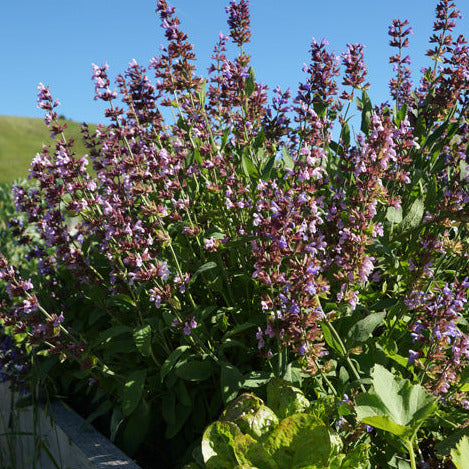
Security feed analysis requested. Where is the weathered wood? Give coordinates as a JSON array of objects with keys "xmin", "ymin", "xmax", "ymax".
[{"xmin": 0, "ymin": 383, "xmax": 141, "ymax": 469}]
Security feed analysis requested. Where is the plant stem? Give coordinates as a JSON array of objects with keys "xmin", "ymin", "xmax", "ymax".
[
  {"xmin": 407, "ymin": 439, "xmax": 417, "ymax": 469},
  {"xmin": 324, "ymin": 317, "xmax": 367, "ymax": 393}
]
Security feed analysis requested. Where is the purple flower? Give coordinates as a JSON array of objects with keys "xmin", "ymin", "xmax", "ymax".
[{"xmin": 408, "ymin": 349, "xmax": 419, "ymax": 364}]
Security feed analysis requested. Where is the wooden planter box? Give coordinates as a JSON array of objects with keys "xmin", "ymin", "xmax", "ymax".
[{"xmin": 0, "ymin": 382, "xmax": 141, "ymax": 469}]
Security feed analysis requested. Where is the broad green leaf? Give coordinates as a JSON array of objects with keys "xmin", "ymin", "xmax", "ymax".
[
  {"xmin": 121, "ymin": 399, "xmax": 151, "ymax": 456},
  {"xmin": 241, "ymin": 152, "xmax": 259, "ymax": 179},
  {"xmin": 133, "ymin": 324, "xmax": 151, "ymax": 357},
  {"xmin": 242, "ymin": 370, "xmax": 275, "ymax": 389},
  {"xmin": 386, "ymin": 206, "xmax": 403, "ymax": 224},
  {"xmin": 165, "ymin": 402, "xmax": 192, "ymax": 438},
  {"xmin": 282, "ymin": 362, "xmax": 303, "ymax": 388},
  {"xmin": 221, "ymin": 363, "xmax": 243, "ymax": 405},
  {"xmin": 356, "ymin": 365, "xmax": 437, "ymax": 438},
  {"xmin": 451, "ymin": 436, "xmax": 469, "ymax": 469},
  {"xmin": 345, "ymin": 312, "xmax": 386, "ymax": 348},
  {"xmin": 122, "ymin": 370, "xmax": 146, "ymax": 417},
  {"xmin": 400, "ymin": 198, "xmax": 424, "ymax": 233},
  {"xmin": 261, "ymin": 154, "xmax": 276, "ymax": 180},
  {"xmin": 282, "ymin": 146, "xmax": 294, "ymax": 170},
  {"xmin": 223, "ymin": 393, "xmax": 279, "ymax": 439},
  {"xmin": 232, "ymin": 434, "xmax": 277, "ymax": 469},
  {"xmin": 175, "ymin": 359, "xmax": 215, "ymax": 382},
  {"xmin": 267, "ymin": 378, "xmax": 310, "ymax": 419},
  {"xmin": 160, "ymin": 345, "xmax": 191, "ymax": 381},
  {"xmin": 175, "ymin": 379, "xmax": 192, "ymax": 407},
  {"xmin": 162, "ymin": 392, "xmax": 176, "ymax": 425},
  {"xmin": 254, "ymin": 129, "xmax": 266, "ymax": 148},
  {"xmin": 202, "ymin": 421, "xmax": 242, "ymax": 469},
  {"xmin": 262, "ymin": 415, "xmax": 331, "ymax": 468}
]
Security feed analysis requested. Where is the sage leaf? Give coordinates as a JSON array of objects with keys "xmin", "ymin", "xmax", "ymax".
[
  {"xmin": 122, "ymin": 369, "xmax": 146, "ymax": 417},
  {"xmin": 133, "ymin": 324, "xmax": 151, "ymax": 357}
]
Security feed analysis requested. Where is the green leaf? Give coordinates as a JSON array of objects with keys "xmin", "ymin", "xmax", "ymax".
[
  {"xmin": 386, "ymin": 206, "xmax": 403, "ymax": 224},
  {"xmin": 241, "ymin": 152, "xmax": 259, "ymax": 179},
  {"xmin": 175, "ymin": 379, "xmax": 192, "ymax": 407},
  {"xmin": 451, "ymin": 436, "xmax": 469, "ymax": 469},
  {"xmin": 165, "ymin": 402, "xmax": 192, "ymax": 439},
  {"xmin": 122, "ymin": 370, "xmax": 146, "ymax": 417},
  {"xmin": 245, "ymin": 67, "xmax": 256, "ymax": 97},
  {"xmin": 345, "ymin": 312, "xmax": 386, "ymax": 348},
  {"xmin": 94, "ymin": 325, "xmax": 132, "ymax": 347},
  {"xmin": 321, "ymin": 322, "xmax": 343, "ymax": 356},
  {"xmin": 175, "ymin": 359, "xmax": 215, "ymax": 382},
  {"xmin": 201, "ymin": 421, "xmax": 242, "ymax": 469},
  {"xmin": 360, "ymin": 89, "xmax": 372, "ymax": 135},
  {"xmin": 222, "ymin": 393, "xmax": 279, "ymax": 439},
  {"xmin": 242, "ymin": 370, "xmax": 275, "ymax": 389},
  {"xmin": 110, "ymin": 406, "xmax": 124, "ymax": 443},
  {"xmin": 356, "ymin": 364, "xmax": 437, "ymax": 438},
  {"xmin": 162, "ymin": 392, "xmax": 176, "ymax": 425},
  {"xmin": 254, "ymin": 128, "xmax": 266, "ymax": 148},
  {"xmin": 262, "ymin": 415, "xmax": 331, "ymax": 468},
  {"xmin": 261, "ymin": 154, "xmax": 276, "ymax": 180},
  {"xmin": 197, "ymin": 79, "xmax": 206, "ymax": 107},
  {"xmin": 221, "ymin": 363, "xmax": 243, "ymax": 405},
  {"xmin": 83, "ymin": 400, "xmax": 113, "ymax": 427},
  {"xmin": 282, "ymin": 146, "xmax": 294, "ymax": 170},
  {"xmin": 133, "ymin": 325, "xmax": 151, "ymax": 357},
  {"xmin": 341, "ymin": 122, "xmax": 351, "ymax": 147},
  {"xmin": 232, "ymin": 434, "xmax": 277, "ymax": 469},
  {"xmin": 223, "ymin": 322, "xmax": 257, "ymax": 339},
  {"xmin": 191, "ymin": 261, "xmax": 218, "ymax": 282},
  {"xmin": 160, "ymin": 345, "xmax": 191, "ymax": 382},
  {"xmin": 400, "ymin": 198, "xmax": 424, "ymax": 233},
  {"xmin": 267, "ymin": 378, "xmax": 310, "ymax": 419},
  {"xmin": 282, "ymin": 362, "xmax": 302, "ymax": 388},
  {"xmin": 313, "ymin": 100, "xmax": 327, "ymax": 118},
  {"xmin": 330, "ymin": 443, "xmax": 370, "ymax": 469},
  {"xmin": 221, "ymin": 126, "xmax": 231, "ymax": 150},
  {"xmin": 435, "ymin": 428, "xmax": 469, "ymax": 457},
  {"xmin": 121, "ymin": 399, "xmax": 151, "ymax": 456}
]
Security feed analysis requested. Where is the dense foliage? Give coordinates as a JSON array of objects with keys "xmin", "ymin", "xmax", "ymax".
[{"xmin": 1, "ymin": 0, "xmax": 468, "ymax": 467}]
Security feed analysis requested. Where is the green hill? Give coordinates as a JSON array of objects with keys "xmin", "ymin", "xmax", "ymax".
[{"xmin": 0, "ymin": 115, "xmax": 95, "ymax": 183}]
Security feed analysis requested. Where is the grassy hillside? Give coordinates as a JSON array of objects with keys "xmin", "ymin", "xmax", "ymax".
[{"xmin": 0, "ymin": 115, "xmax": 94, "ymax": 183}]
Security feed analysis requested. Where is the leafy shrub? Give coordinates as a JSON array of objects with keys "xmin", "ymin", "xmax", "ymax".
[{"xmin": 0, "ymin": 0, "xmax": 468, "ymax": 467}]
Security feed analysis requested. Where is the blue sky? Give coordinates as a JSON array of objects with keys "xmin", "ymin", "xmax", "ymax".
[{"xmin": 2, "ymin": 0, "xmax": 468, "ymax": 124}]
